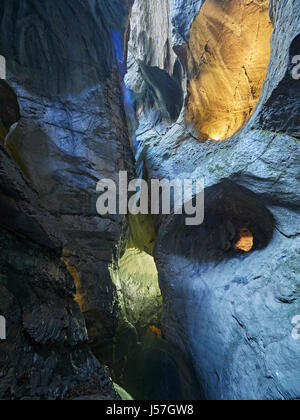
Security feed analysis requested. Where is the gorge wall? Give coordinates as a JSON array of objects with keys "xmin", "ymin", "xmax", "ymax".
[
  {"xmin": 0, "ymin": 0, "xmax": 299, "ymax": 401},
  {"xmin": 0, "ymin": 0, "xmax": 134, "ymax": 399},
  {"xmin": 126, "ymin": 0, "xmax": 300, "ymax": 400}
]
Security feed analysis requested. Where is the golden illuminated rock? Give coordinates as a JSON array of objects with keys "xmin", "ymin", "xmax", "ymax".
[
  {"xmin": 148, "ymin": 325, "xmax": 162, "ymax": 339},
  {"xmin": 186, "ymin": 0, "xmax": 273, "ymax": 141},
  {"xmin": 62, "ymin": 258, "xmax": 84, "ymax": 309},
  {"xmin": 234, "ymin": 228, "xmax": 254, "ymax": 253}
]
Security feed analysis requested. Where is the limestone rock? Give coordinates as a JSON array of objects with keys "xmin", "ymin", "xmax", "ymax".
[
  {"xmin": 0, "ymin": 145, "xmax": 118, "ymax": 400},
  {"xmin": 126, "ymin": 0, "xmax": 300, "ymax": 400},
  {"xmin": 1, "ymin": 0, "xmax": 300, "ymax": 401},
  {"xmin": 0, "ymin": 0, "xmax": 133, "ymax": 399}
]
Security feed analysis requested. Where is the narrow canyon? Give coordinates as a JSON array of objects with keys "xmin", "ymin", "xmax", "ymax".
[{"xmin": 0, "ymin": 0, "xmax": 299, "ymax": 400}]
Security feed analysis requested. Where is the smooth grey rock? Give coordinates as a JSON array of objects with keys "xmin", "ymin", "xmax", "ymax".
[{"xmin": 171, "ymin": 0, "xmax": 203, "ymax": 46}]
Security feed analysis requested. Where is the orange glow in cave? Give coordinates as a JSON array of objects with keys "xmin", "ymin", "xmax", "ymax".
[
  {"xmin": 234, "ymin": 228, "xmax": 254, "ymax": 253},
  {"xmin": 62, "ymin": 258, "xmax": 84, "ymax": 309},
  {"xmin": 148, "ymin": 325, "xmax": 162, "ymax": 339},
  {"xmin": 186, "ymin": 0, "xmax": 273, "ymax": 141}
]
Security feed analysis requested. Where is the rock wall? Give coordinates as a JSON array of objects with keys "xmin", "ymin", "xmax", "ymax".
[
  {"xmin": 126, "ymin": 0, "xmax": 300, "ymax": 400},
  {"xmin": 0, "ymin": 0, "xmax": 134, "ymax": 399},
  {"xmin": 0, "ymin": 145, "xmax": 116, "ymax": 399},
  {"xmin": 186, "ymin": 0, "xmax": 272, "ymax": 140},
  {"xmin": 1, "ymin": 0, "xmax": 299, "ymax": 401},
  {"xmin": 126, "ymin": 0, "xmax": 272, "ymax": 140},
  {"xmin": 111, "ymin": 247, "xmax": 162, "ymax": 334}
]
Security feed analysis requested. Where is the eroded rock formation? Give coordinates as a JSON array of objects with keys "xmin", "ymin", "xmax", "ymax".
[
  {"xmin": 186, "ymin": 0, "xmax": 273, "ymax": 140},
  {"xmin": 0, "ymin": 0, "xmax": 134, "ymax": 399},
  {"xmin": 126, "ymin": 0, "xmax": 300, "ymax": 400},
  {"xmin": 0, "ymin": 0, "xmax": 299, "ymax": 401}
]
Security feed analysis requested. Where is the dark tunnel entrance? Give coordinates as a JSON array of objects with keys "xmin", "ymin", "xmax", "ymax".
[
  {"xmin": 0, "ymin": 80, "xmax": 20, "ymax": 143},
  {"xmin": 157, "ymin": 181, "xmax": 276, "ymax": 263}
]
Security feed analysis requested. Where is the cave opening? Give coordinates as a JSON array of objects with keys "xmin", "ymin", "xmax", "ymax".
[
  {"xmin": 157, "ymin": 181, "xmax": 276, "ymax": 263},
  {"xmin": 234, "ymin": 228, "xmax": 254, "ymax": 253},
  {"xmin": 186, "ymin": 0, "xmax": 273, "ymax": 141}
]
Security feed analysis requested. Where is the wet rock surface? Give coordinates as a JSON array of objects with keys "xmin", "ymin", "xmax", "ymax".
[
  {"xmin": 127, "ymin": 0, "xmax": 300, "ymax": 400},
  {"xmin": 0, "ymin": 145, "xmax": 118, "ymax": 399},
  {"xmin": 0, "ymin": 0, "xmax": 134, "ymax": 399},
  {"xmin": 0, "ymin": 0, "xmax": 299, "ymax": 401}
]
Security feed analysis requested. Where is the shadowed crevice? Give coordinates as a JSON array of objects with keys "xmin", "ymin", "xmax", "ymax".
[{"xmin": 156, "ymin": 180, "xmax": 276, "ymax": 263}]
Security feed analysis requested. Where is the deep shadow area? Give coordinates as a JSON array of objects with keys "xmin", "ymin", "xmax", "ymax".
[
  {"xmin": 139, "ymin": 61, "xmax": 184, "ymax": 121},
  {"xmin": 157, "ymin": 181, "xmax": 276, "ymax": 263},
  {"xmin": 0, "ymin": 80, "xmax": 20, "ymax": 142},
  {"xmin": 0, "ymin": 0, "xmax": 134, "ymax": 95},
  {"xmin": 257, "ymin": 33, "xmax": 300, "ymax": 138},
  {"xmin": 112, "ymin": 326, "xmax": 202, "ymax": 401}
]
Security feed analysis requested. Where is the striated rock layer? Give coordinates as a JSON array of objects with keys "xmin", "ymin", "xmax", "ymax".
[
  {"xmin": 0, "ymin": 0, "xmax": 299, "ymax": 401},
  {"xmin": 186, "ymin": 0, "xmax": 273, "ymax": 140},
  {"xmin": 0, "ymin": 0, "xmax": 134, "ymax": 399},
  {"xmin": 127, "ymin": 0, "xmax": 300, "ymax": 400},
  {"xmin": 0, "ymin": 145, "xmax": 116, "ymax": 399}
]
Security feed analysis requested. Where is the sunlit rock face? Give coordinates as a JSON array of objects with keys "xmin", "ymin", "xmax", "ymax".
[
  {"xmin": 186, "ymin": 0, "xmax": 273, "ymax": 140},
  {"xmin": 0, "ymin": 0, "xmax": 134, "ymax": 399},
  {"xmin": 109, "ymin": 246, "xmax": 163, "ymax": 399},
  {"xmin": 127, "ymin": 0, "xmax": 272, "ymax": 140},
  {"xmin": 112, "ymin": 247, "xmax": 162, "ymax": 333},
  {"xmin": 127, "ymin": 0, "xmax": 300, "ymax": 400},
  {"xmin": 234, "ymin": 228, "xmax": 254, "ymax": 253}
]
